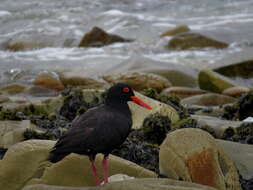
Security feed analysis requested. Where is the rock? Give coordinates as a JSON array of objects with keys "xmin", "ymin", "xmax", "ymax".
[
  {"xmin": 25, "ymin": 86, "xmax": 60, "ymax": 97},
  {"xmin": 0, "ymin": 140, "xmax": 56, "ymax": 190},
  {"xmin": 161, "ymin": 87, "xmax": 207, "ymax": 99},
  {"xmin": 191, "ymin": 115, "xmax": 242, "ymax": 138},
  {"xmin": 198, "ymin": 70, "xmax": 237, "ymax": 93},
  {"xmin": 79, "ymin": 27, "xmax": 132, "ymax": 47},
  {"xmin": 5, "ymin": 40, "xmax": 52, "ymax": 51},
  {"xmin": 103, "ymin": 72, "xmax": 171, "ymax": 92},
  {"xmin": 0, "ymin": 95, "xmax": 10, "ymax": 103},
  {"xmin": 216, "ymin": 139, "xmax": 253, "ymax": 180},
  {"xmin": 159, "ymin": 128, "xmax": 241, "ymax": 190},
  {"xmin": 22, "ymin": 178, "xmax": 218, "ymax": 190},
  {"xmin": 214, "ymin": 59, "xmax": 253, "ymax": 78},
  {"xmin": 0, "ymin": 83, "xmax": 27, "ymax": 95},
  {"xmin": 222, "ymin": 86, "xmax": 250, "ymax": 98},
  {"xmin": 0, "ymin": 140, "xmax": 156, "ymax": 190},
  {"xmin": 105, "ymin": 174, "xmax": 135, "ymax": 183},
  {"xmin": 34, "ymin": 72, "xmax": 65, "ymax": 91},
  {"xmin": 59, "ymin": 72, "xmax": 106, "ymax": 89},
  {"xmin": 181, "ymin": 93, "xmax": 236, "ymax": 107},
  {"xmin": 167, "ymin": 32, "xmax": 228, "ymax": 50},
  {"xmin": 0, "ymin": 120, "xmax": 36, "ymax": 148},
  {"xmin": 160, "ymin": 25, "xmax": 190, "ymax": 37}
]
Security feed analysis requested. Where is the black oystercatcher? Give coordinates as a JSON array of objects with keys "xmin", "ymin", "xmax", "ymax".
[{"xmin": 48, "ymin": 83, "xmax": 152, "ymax": 185}]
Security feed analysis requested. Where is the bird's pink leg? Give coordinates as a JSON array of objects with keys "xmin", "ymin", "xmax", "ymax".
[
  {"xmin": 89, "ymin": 157, "xmax": 100, "ymax": 186},
  {"xmin": 102, "ymin": 155, "xmax": 109, "ymax": 184}
]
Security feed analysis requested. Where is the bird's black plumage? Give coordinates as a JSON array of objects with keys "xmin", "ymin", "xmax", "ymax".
[{"xmin": 49, "ymin": 83, "xmax": 135, "ymax": 163}]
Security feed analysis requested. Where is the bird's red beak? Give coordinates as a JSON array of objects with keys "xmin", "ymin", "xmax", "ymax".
[{"xmin": 131, "ymin": 96, "xmax": 152, "ymax": 110}]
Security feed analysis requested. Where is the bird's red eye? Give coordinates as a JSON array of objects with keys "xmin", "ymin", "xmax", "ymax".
[{"xmin": 123, "ymin": 87, "xmax": 130, "ymax": 93}]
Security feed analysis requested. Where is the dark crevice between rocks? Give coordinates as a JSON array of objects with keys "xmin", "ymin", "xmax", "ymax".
[
  {"xmin": 0, "ymin": 148, "xmax": 7, "ymax": 160},
  {"xmin": 240, "ymin": 175, "xmax": 253, "ymax": 190}
]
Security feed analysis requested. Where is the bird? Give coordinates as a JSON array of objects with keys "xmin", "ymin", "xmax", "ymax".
[{"xmin": 48, "ymin": 83, "xmax": 152, "ymax": 185}]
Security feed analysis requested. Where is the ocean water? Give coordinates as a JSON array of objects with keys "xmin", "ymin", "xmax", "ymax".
[{"xmin": 0, "ymin": 0, "xmax": 253, "ymax": 83}]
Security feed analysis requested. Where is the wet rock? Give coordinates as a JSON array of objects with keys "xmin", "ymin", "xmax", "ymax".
[
  {"xmin": 34, "ymin": 72, "xmax": 65, "ymax": 91},
  {"xmin": 0, "ymin": 95, "xmax": 10, "ymax": 103},
  {"xmin": 25, "ymin": 86, "xmax": 60, "ymax": 97},
  {"xmin": 0, "ymin": 83, "xmax": 27, "ymax": 95},
  {"xmin": 5, "ymin": 40, "xmax": 52, "ymax": 51},
  {"xmin": 167, "ymin": 32, "xmax": 228, "ymax": 50},
  {"xmin": 159, "ymin": 128, "xmax": 241, "ymax": 190},
  {"xmin": 222, "ymin": 86, "xmax": 250, "ymax": 98},
  {"xmin": 160, "ymin": 25, "xmax": 190, "ymax": 37},
  {"xmin": 181, "ymin": 93, "xmax": 236, "ymax": 107},
  {"xmin": 103, "ymin": 72, "xmax": 171, "ymax": 92},
  {"xmin": 191, "ymin": 115, "xmax": 242, "ymax": 139},
  {"xmin": 22, "ymin": 178, "xmax": 218, "ymax": 190},
  {"xmin": 214, "ymin": 59, "xmax": 253, "ymax": 79},
  {"xmin": 198, "ymin": 70, "xmax": 237, "ymax": 93},
  {"xmin": 79, "ymin": 27, "xmax": 133, "ymax": 47},
  {"xmin": 238, "ymin": 91, "xmax": 253, "ymax": 120},
  {"xmin": 0, "ymin": 120, "xmax": 36, "ymax": 148},
  {"xmin": 217, "ymin": 139, "xmax": 253, "ymax": 180},
  {"xmin": 59, "ymin": 72, "xmax": 106, "ymax": 89},
  {"xmin": 161, "ymin": 87, "xmax": 207, "ymax": 99}
]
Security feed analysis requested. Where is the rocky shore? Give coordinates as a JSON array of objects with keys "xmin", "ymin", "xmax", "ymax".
[{"xmin": 0, "ymin": 26, "xmax": 253, "ymax": 190}]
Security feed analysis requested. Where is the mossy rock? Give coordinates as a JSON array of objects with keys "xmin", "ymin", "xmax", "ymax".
[
  {"xmin": 0, "ymin": 83, "xmax": 27, "ymax": 95},
  {"xmin": 160, "ymin": 25, "xmax": 190, "ymax": 37},
  {"xmin": 198, "ymin": 70, "xmax": 237, "ymax": 93},
  {"xmin": 214, "ymin": 59, "xmax": 253, "ymax": 78},
  {"xmin": 79, "ymin": 27, "xmax": 133, "ymax": 47},
  {"xmin": 167, "ymin": 32, "xmax": 228, "ymax": 50}
]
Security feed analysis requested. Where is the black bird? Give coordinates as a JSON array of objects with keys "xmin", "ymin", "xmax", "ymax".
[{"xmin": 48, "ymin": 83, "xmax": 152, "ymax": 185}]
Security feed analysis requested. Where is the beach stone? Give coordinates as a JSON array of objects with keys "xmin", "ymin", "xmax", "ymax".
[
  {"xmin": 214, "ymin": 59, "xmax": 253, "ymax": 78},
  {"xmin": 0, "ymin": 140, "xmax": 56, "ymax": 190},
  {"xmin": 34, "ymin": 72, "xmax": 65, "ymax": 91},
  {"xmin": 0, "ymin": 120, "xmax": 36, "ymax": 148},
  {"xmin": 167, "ymin": 32, "xmax": 228, "ymax": 50},
  {"xmin": 159, "ymin": 128, "xmax": 241, "ymax": 190},
  {"xmin": 79, "ymin": 27, "xmax": 132, "ymax": 47},
  {"xmin": 103, "ymin": 72, "xmax": 171, "ymax": 92},
  {"xmin": 25, "ymin": 86, "xmax": 60, "ymax": 97},
  {"xmin": 216, "ymin": 139, "xmax": 253, "ymax": 180},
  {"xmin": 0, "ymin": 83, "xmax": 27, "ymax": 95},
  {"xmin": 5, "ymin": 40, "xmax": 52, "ymax": 51},
  {"xmin": 22, "ymin": 178, "xmax": 218, "ymax": 190},
  {"xmin": 0, "ymin": 95, "xmax": 10, "ymax": 103},
  {"xmin": 222, "ymin": 86, "xmax": 250, "ymax": 98},
  {"xmin": 198, "ymin": 70, "xmax": 237, "ymax": 93},
  {"xmin": 161, "ymin": 87, "xmax": 207, "ymax": 99},
  {"xmin": 180, "ymin": 93, "xmax": 236, "ymax": 107},
  {"xmin": 191, "ymin": 115, "xmax": 242, "ymax": 138},
  {"xmin": 160, "ymin": 25, "xmax": 190, "ymax": 37},
  {"xmin": 59, "ymin": 72, "xmax": 106, "ymax": 89}
]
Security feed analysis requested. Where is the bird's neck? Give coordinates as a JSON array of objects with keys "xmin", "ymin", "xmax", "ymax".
[{"xmin": 105, "ymin": 101, "xmax": 131, "ymax": 117}]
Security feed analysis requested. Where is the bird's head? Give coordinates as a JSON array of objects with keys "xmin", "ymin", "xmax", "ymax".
[{"xmin": 105, "ymin": 83, "xmax": 152, "ymax": 110}]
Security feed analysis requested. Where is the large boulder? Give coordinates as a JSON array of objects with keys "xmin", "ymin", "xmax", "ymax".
[
  {"xmin": 0, "ymin": 140, "xmax": 156, "ymax": 190},
  {"xmin": 160, "ymin": 25, "xmax": 190, "ymax": 37},
  {"xmin": 180, "ymin": 93, "xmax": 236, "ymax": 107},
  {"xmin": 159, "ymin": 128, "xmax": 241, "ymax": 190},
  {"xmin": 103, "ymin": 72, "xmax": 171, "ymax": 92},
  {"xmin": 22, "ymin": 178, "xmax": 218, "ymax": 190},
  {"xmin": 79, "ymin": 27, "xmax": 132, "ymax": 47},
  {"xmin": 167, "ymin": 33, "xmax": 228, "ymax": 50},
  {"xmin": 198, "ymin": 70, "xmax": 237, "ymax": 93},
  {"xmin": 217, "ymin": 139, "xmax": 253, "ymax": 180}
]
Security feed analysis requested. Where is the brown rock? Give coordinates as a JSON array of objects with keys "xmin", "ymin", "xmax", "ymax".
[
  {"xmin": 161, "ymin": 87, "xmax": 207, "ymax": 99},
  {"xmin": 167, "ymin": 32, "xmax": 228, "ymax": 50},
  {"xmin": 160, "ymin": 25, "xmax": 190, "ymax": 37},
  {"xmin": 103, "ymin": 72, "xmax": 171, "ymax": 92},
  {"xmin": 222, "ymin": 86, "xmax": 250, "ymax": 98},
  {"xmin": 5, "ymin": 41, "xmax": 52, "ymax": 51},
  {"xmin": 0, "ymin": 83, "xmax": 27, "ymax": 95},
  {"xmin": 79, "ymin": 27, "xmax": 133, "ymax": 47},
  {"xmin": 180, "ymin": 93, "xmax": 236, "ymax": 107},
  {"xmin": 159, "ymin": 128, "xmax": 241, "ymax": 190},
  {"xmin": 34, "ymin": 72, "xmax": 64, "ymax": 91}
]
